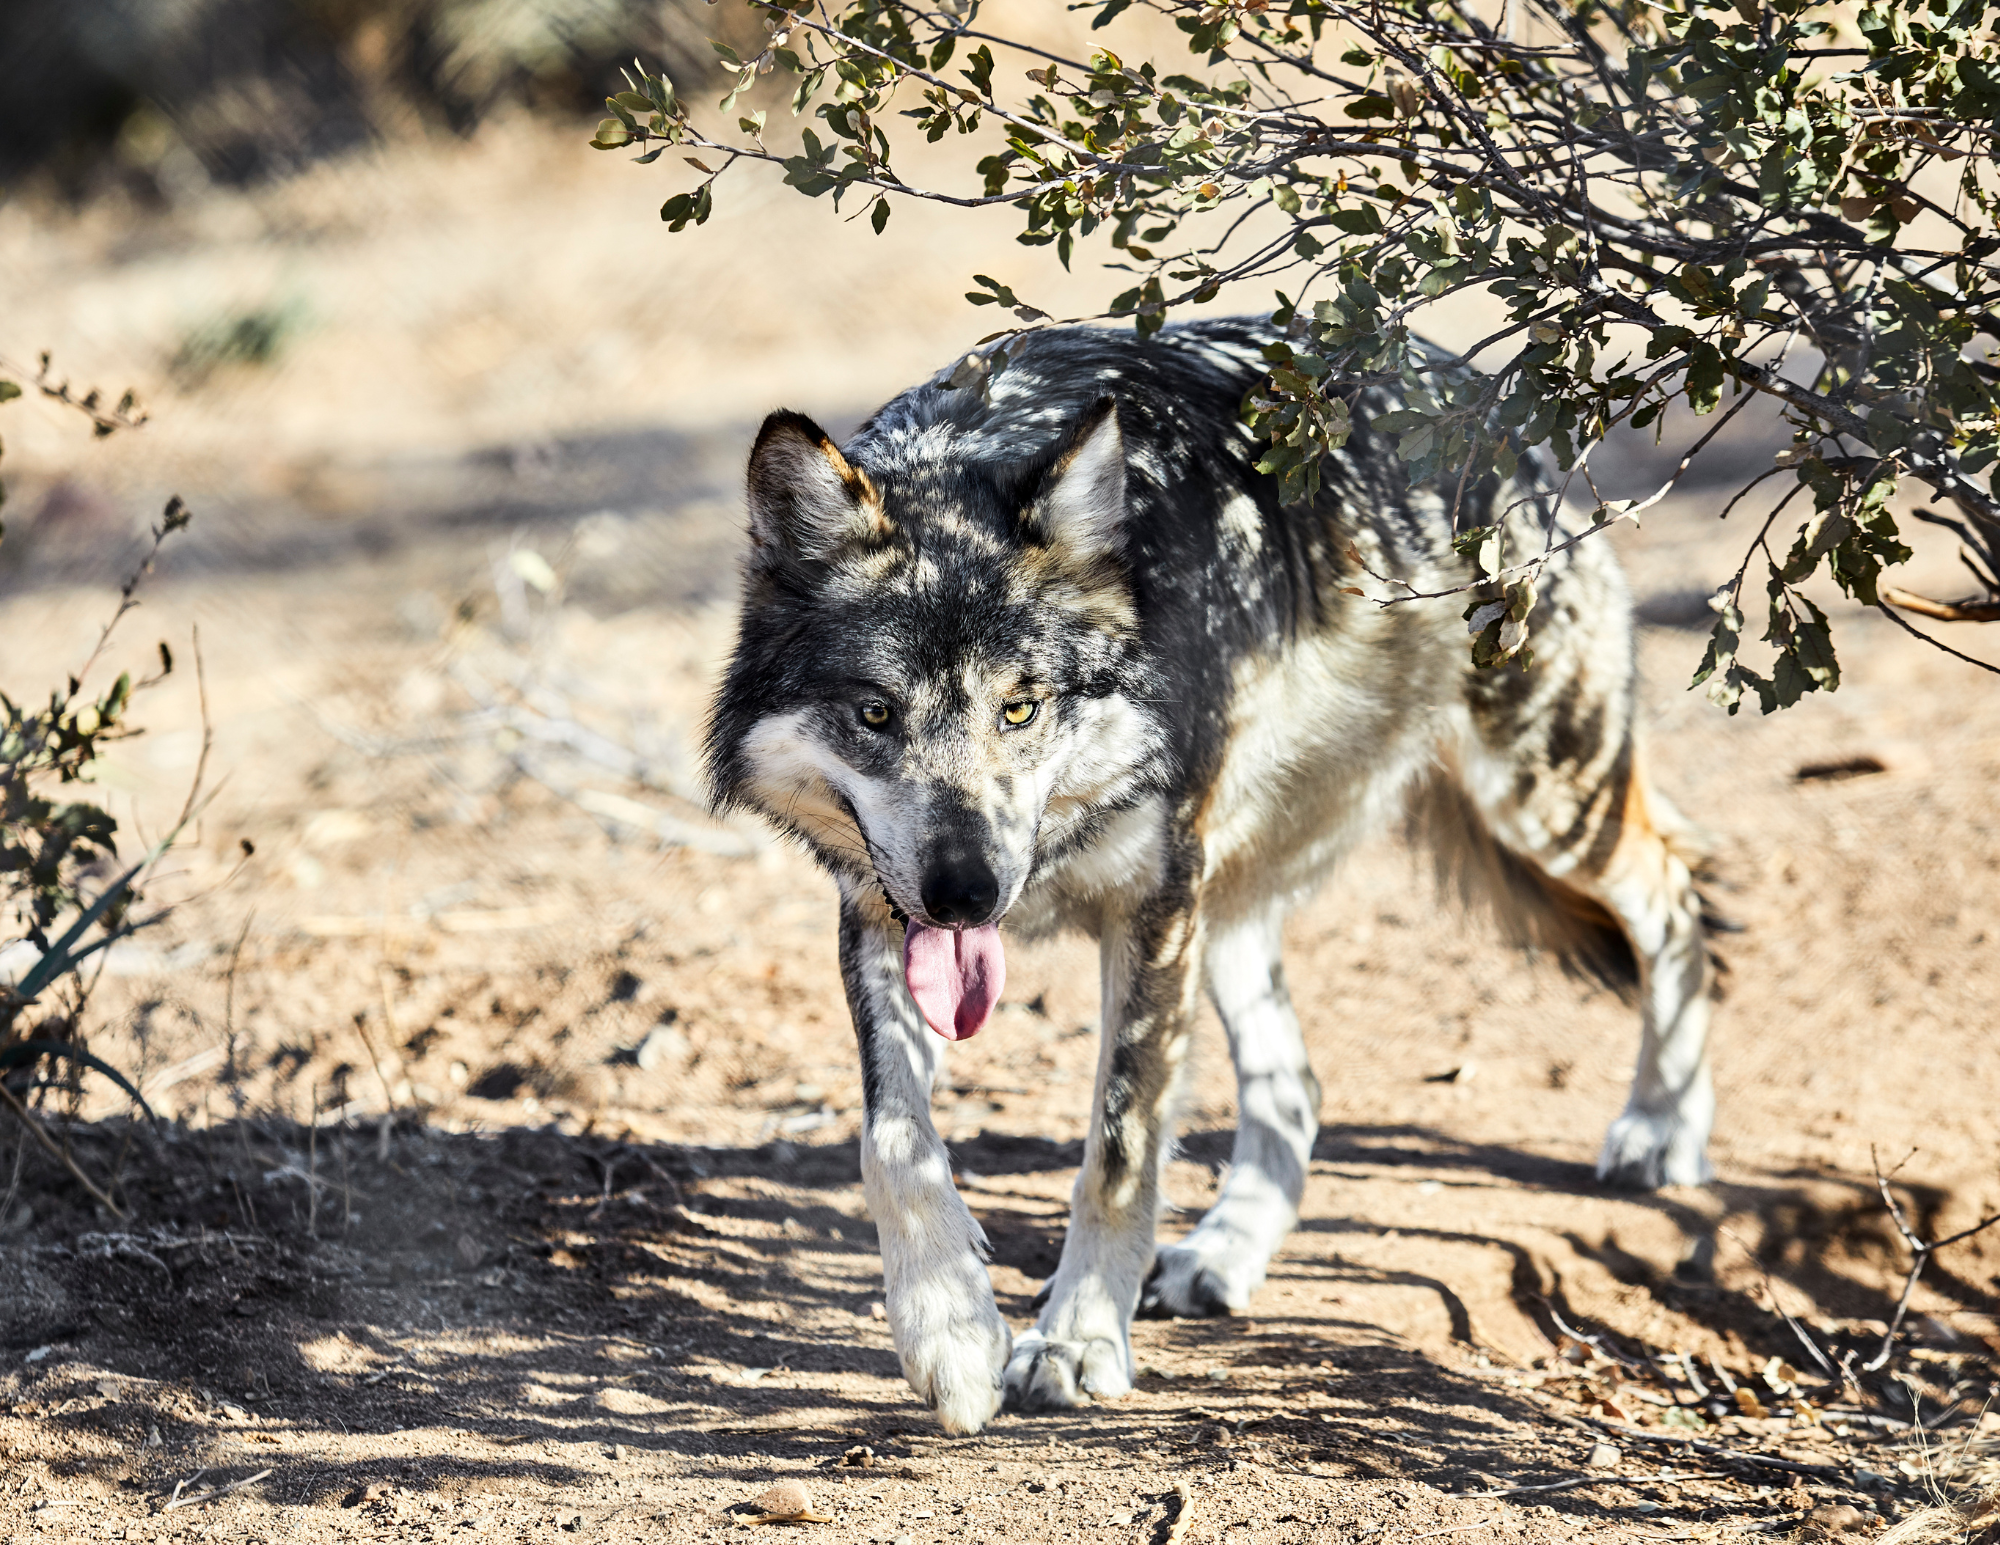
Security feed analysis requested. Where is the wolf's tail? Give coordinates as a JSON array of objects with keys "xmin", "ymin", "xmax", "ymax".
[{"xmin": 1408, "ymin": 774, "xmax": 1643, "ymax": 1001}]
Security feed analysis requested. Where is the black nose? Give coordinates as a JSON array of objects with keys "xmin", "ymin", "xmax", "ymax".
[{"xmin": 920, "ymin": 856, "xmax": 999, "ymax": 927}]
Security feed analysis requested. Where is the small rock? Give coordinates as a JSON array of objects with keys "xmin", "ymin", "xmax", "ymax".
[
  {"xmin": 1798, "ymin": 1505, "xmax": 1869, "ymax": 1540},
  {"xmin": 636, "ymin": 1026, "xmax": 689, "ymax": 1073},
  {"xmin": 455, "ymin": 1233, "xmax": 485, "ymax": 1271},
  {"xmin": 840, "ymin": 1445, "xmax": 874, "ymax": 1468},
  {"xmin": 868, "ymin": 1302, "xmax": 887, "ymax": 1321},
  {"xmin": 95, "ymin": 1379, "xmax": 122, "ymax": 1400},
  {"xmin": 609, "ymin": 1443, "xmax": 626, "ymax": 1462},
  {"xmin": 1586, "ymin": 1442, "xmax": 1622, "ymax": 1471}
]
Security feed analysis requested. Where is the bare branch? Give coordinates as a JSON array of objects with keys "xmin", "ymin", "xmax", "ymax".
[{"xmin": 1862, "ymin": 1144, "xmax": 2000, "ymax": 1372}]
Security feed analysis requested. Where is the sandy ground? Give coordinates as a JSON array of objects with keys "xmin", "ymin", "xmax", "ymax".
[{"xmin": 3, "ymin": 108, "xmax": 2000, "ymax": 1545}]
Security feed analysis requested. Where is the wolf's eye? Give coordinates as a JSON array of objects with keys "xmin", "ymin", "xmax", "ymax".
[
  {"xmin": 1001, "ymin": 700, "xmax": 1038, "ymax": 728},
  {"xmin": 859, "ymin": 702, "xmax": 892, "ymax": 729}
]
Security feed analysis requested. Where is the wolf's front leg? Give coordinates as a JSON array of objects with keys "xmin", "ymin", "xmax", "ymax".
[
  {"xmin": 1141, "ymin": 906, "xmax": 1318, "ymax": 1316},
  {"xmin": 840, "ymin": 896, "xmax": 1011, "ymax": 1434},
  {"xmin": 1006, "ymin": 892, "xmax": 1203, "ymax": 1411}
]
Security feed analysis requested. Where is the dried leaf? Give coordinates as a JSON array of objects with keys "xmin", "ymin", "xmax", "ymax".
[{"xmin": 739, "ymin": 1480, "xmax": 832, "ymax": 1525}]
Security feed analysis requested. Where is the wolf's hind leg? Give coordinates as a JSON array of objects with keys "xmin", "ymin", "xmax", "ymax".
[
  {"xmin": 840, "ymin": 898, "xmax": 1011, "ymax": 1434},
  {"xmin": 1450, "ymin": 709, "xmax": 1714, "ymax": 1188},
  {"xmin": 1454, "ymin": 761, "xmax": 1715, "ymax": 1187},
  {"xmin": 1139, "ymin": 907, "xmax": 1318, "ymax": 1317},
  {"xmin": 1582, "ymin": 777, "xmax": 1715, "ymax": 1187}
]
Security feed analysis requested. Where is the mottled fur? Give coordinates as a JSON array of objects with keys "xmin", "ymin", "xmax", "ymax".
[{"xmin": 707, "ymin": 320, "xmax": 1718, "ymax": 1435}]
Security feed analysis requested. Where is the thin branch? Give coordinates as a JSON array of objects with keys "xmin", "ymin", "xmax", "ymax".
[
  {"xmin": 1881, "ymin": 587, "xmax": 2000, "ymax": 624},
  {"xmin": 1871, "ymin": 597, "xmax": 2000, "ymax": 680},
  {"xmin": 0, "ymin": 1081, "xmax": 125, "ymax": 1217},
  {"xmin": 0, "ymin": 352, "xmax": 149, "ymax": 436},
  {"xmin": 1863, "ymin": 1144, "xmax": 2000, "ymax": 1372}
]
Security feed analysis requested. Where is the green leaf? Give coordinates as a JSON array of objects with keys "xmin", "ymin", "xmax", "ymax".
[
  {"xmin": 1792, "ymin": 602, "xmax": 1839, "ymax": 691},
  {"xmin": 963, "ymin": 44, "xmax": 996, "ymax": 98},
  {"xmin": 871, "ymin": 197, "xmax": 891, "ymax": 234},
  {"xmin": 0, "ymin": 381, "xmax": 19, "ymax": 404},
  {"xmin": 1685, "ymin": 342, "xmax": 1725, "ymax": 416}
]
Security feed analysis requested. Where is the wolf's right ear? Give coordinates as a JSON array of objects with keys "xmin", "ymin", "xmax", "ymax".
[{"xmin": 746, "ymin": 411, "xmax": 888, "ymax": 561}]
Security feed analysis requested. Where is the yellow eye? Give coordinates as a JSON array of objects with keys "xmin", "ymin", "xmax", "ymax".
[
  {"xmin": 1001, "ymin": 700, "xmax": 1038, "ymax": 728},
  {"xmin": 860, "ymin": 702, "xmax": 891, "ymax": 728}
]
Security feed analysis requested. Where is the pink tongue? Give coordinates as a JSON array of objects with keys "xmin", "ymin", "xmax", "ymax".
[{"xmin": 902, "ymin": 922, "xmax": 1006, "ymax": 1041}]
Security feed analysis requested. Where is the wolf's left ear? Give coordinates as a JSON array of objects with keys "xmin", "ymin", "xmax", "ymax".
[
  {"xmin": 1028, "ymin": 396, "xmax": 1127, "ymax": 562},
  {"xmin": 746, "ymin": 410, "xmax": 888, "ymax": 561}
]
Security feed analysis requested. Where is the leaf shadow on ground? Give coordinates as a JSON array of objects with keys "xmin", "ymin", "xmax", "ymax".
[{"xmin": 6, "ymin": 1114, "xmax": 1992, "ymax": 1518}]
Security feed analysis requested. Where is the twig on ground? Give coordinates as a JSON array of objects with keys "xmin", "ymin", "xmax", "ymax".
[
  {"xmin": 1536, "ymin": 1297, "xmax": 1650, "ymax": 1372},
  {"xmin": 161, "ymin": 1469, "xmax": 272, "ymax": 1512},
  {"xmin": 1472, "ymin": 1470, "xmax": 1722, "ymax": 1499},
  {"xmin": 1165, "ymin": 1481, "xmax": 1196, "ymax": 1545},
  {"xmin": 0, "ymin": 1081, "xmax": 124, "ymax": 1216},
  {"xmin": 76, "ymin": 1231, "xmax": 171, "ymax": 1274},
  {"xmin": 1865, "ymin": 1146, "xmax": 2000, "ymax": 1373},
  {"xmin": 1549, "ymin": 1410, "xmax": 1867, "ymax": 1483},
  {"xmin": 1716, "ymin": 1224, "xmax": 1844, "ymax": 1383}
]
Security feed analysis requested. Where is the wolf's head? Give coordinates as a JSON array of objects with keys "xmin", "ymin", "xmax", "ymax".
[{"xmin": 706, "ymin": 394, "xmax": 1165, "ymax": 1040}]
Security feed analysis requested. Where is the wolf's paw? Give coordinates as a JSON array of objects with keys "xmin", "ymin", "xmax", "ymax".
[
  {"xmin": 888, "ymin": 1256, "xmax": 1016, "ymax": 1432},
  {"xmin": 1003, "ymin": 1329, "xmax": 1132, "ymax": 1412},
  {"xmin": 1137, "ymin": 1242, "xmax": 1255, "ymax": 1318},
  {"xmin": 896, "ymin": 1288, "xmax": 1008, "ymax": 1432},
  {"xmin": 1597, "ymin": 1110, "xmax": 1713, "ymax": 1189}
]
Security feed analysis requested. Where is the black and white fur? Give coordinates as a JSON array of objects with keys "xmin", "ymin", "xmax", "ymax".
[{"xmin": 706, "ymin": 320, "xmax": 1717, "ymax": 1435}]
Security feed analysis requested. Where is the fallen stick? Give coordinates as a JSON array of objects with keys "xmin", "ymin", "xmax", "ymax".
[
  {"xmin": 1470, "ymin": 1470, "xmax": 1723, "ymax": 1500},
  {"xmin": 1548, "ymin": 1411, "xmax": 1869, "ymax": 1482},
  {"xmin": 1165, "ymin": 1481, "xmax": 1196, "ymax": 1545},
  {"xmin": 162, "ymin": 1469, "xmax": 272, "ymax": 1512}
]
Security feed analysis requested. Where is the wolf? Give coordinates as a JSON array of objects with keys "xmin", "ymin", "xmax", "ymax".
[{"xmin": 705, "ymin": 319, "xmax": 1717, "ymax": 1436}]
